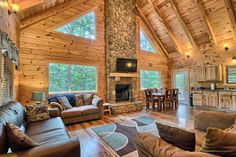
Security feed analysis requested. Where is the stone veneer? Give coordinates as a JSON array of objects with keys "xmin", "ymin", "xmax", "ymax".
[{"xmin": 105, "ymin": 0, "xmax": 137, "ymax": 102}]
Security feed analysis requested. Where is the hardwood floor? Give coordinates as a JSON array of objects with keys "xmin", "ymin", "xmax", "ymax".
[{"xmin": 66, "ymin": 105, "xmax": 196, "ymax": 157}]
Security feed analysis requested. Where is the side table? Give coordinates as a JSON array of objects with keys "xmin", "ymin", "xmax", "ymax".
[{"xmin": 103, "ymin": 103, "xmax": 111, "ymax": 115}]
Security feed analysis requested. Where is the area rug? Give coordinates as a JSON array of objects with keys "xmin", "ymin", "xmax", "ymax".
[{"xmin": 91, "ymin": 116, "xmax": 158, "ymax": 156}]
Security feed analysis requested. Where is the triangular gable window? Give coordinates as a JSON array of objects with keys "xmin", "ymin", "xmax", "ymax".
[
  {"xmin": 55, "ymin": 11, "xmax": 96, "ymax": 40},
  {"xmin": 140, "ymin": 30, "xmax": 155, "ymax": 53}
]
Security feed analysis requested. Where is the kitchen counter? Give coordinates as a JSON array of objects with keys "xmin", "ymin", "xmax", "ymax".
[
  {"xmin": 192, "ymin": 88, "xmax": 236, "ymax": 92},
  {"xmin": 192, "ymin": 88, "xmax": 236, "ymax": 111}
]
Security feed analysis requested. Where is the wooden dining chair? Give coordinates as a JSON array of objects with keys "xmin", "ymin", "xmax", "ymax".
[
  {"xmin": 162, "ymin": 89, "xmax": 174, "ymax": 110},
  {"xmin": 144, "ymin": 89, "xmax": 152, "ymax": 110},
  {"xmin": 172, "ymin": 88, "xmax": 179, "ymax": 109}
]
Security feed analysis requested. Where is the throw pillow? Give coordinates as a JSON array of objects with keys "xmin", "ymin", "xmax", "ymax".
[
  {"xmin": 201, "ymin": 127, "xmax": 236, "ymax": 157},
  {"xmin": 75, "ymin": 94, "xmax": 84, "ymax": 106},
  {"xmin": 83, "ymin": 93, "xmax": 94, "ymax": 105},
  {"xmin": 156, "ymin": 122, "xmax": 196, "ymax": 151},
  {"xmin": 57, "ymin": 96, "xmax": 72, "ymax": 110},
  {"xmin": 6, "ymin": 123, "xmax": 38, "ymax": 152},
  {"xmin": 26, "ymin": 105, "xmax": 49, "ymax": 123}
]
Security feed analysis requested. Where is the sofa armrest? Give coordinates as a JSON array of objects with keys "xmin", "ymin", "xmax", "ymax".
[
  {"xmin": 92, "ymin": 95, "xmax": 104, "ymax": 118},
  {"xmin": 0, "ymin": 138, "xmax": 80, "ymax": 157},
  {"xmin": 194, "ymin": 111, "xmax": 236, "ymax": 131},
  {"xmin": 50, "ymin": 102, "xmax": 63, "ymax": 114},
  {"xmin": 134, "ymin": 133, "xmax": 219, "ymax": 157}
]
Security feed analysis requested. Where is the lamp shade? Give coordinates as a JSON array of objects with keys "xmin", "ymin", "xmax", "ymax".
[{"xmin": 32, "ymin": 92, "xmax": 45, "ymax": 101}]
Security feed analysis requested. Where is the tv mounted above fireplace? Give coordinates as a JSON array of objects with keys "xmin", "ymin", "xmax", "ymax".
[{"xmin": 116, "ymin": 58, "xmax": 137, "ymax": 73}]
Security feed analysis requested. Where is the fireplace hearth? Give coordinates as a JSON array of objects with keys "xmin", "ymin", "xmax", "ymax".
[{"xmin": 115, "ymin": 84, "xmax": 132, "ymax": 102}]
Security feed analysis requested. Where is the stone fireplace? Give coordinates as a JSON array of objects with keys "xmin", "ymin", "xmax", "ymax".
[
  {"xmin": 105, "ymin": 0, "xmax": 137, "ymax": 103},
  {"xmin": 116, "ymin": 84, "xmax": 132, "ymax": 102}
]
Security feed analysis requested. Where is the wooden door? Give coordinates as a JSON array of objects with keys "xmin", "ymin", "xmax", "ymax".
[
  {"xmin": 203, "ymin": 91, "xmax": 218, "ymax": 108},
  {"xmin": 192, "ymin": 91, "xmax": 202, "ymax": 106},
  {"xmin": 231, "ymin": 92, "xmax": 236, "ymax": 110},
  {"xmin": 219, "ymin": 92, "xmax": 231, "ymax": 109}
]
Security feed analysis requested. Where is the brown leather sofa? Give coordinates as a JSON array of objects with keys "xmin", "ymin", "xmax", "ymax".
[
  {"xmin": 0, "ymin": 101, "xmax": 80, "ymax": 157},
  {"xmin": 134, "ymin": 111, "xmax": 236, "ymax": 157},
  {"xmin": 48, "ymin": 93, "xmax": 104, "ymax": 125}
]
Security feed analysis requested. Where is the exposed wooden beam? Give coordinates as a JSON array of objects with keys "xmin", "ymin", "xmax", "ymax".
[
  {"xmin": 224, "ymin": 0, "xmax": 236, "ymax": 40},
  {"xmin": 149, "ymin": 0, "xmax": 183, "ymax": 54},
  {"xmin": 193, "ymin": 0, "xmax": 217, "ymax": 45},
  {"xmin": 170, "ymin": 0, "xmax": 198, "ymax": 50},
  {"xmin": 18, "ymin": 0, "xmax": 44, "ymax": 10},
  {"xmin": 20, "ymin": 0, "xmax": 87, "ymax": 30},
  {"xmin": 136, "ymin": 6, "xmax": 169, "ymax": 57}
]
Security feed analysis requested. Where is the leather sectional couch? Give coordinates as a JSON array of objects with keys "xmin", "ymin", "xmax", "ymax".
[
  {"xmin": 0, "ymin": 101, "xmax": 80, "ymax": 157},
  {"xmin": 48, "ymin": 93, "xmax": 104, "ymax": 125},
  {"xmin": 134, "ymin": 111, "xmax": 236, "ymax": 157}
]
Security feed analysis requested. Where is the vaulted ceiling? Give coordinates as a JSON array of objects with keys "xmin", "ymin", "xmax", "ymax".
[
  {"xmin": 136, "ymin": 0, "xmax": 236, "ymax": 56},
  {"xmin": 17, "ymin": 0, "xmax": 236, "ymax": 57}
]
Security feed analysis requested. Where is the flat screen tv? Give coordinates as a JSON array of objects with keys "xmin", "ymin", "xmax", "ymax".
[{"xmin": 116, "ymin": 58, "xmax": 137, "ymax": 73}]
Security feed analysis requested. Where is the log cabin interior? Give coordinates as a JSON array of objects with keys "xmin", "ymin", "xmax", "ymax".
[{"xmin": 1, "ymin": 0, "xmax": 236, "ymax": 156}]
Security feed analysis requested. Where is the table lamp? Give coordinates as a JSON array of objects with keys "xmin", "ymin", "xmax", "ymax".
[{"xmin": 32, "ymin": 91, "xmax": 45, "ymax": 106}]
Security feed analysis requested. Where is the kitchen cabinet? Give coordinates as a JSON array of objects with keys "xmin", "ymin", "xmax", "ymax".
[
  {"xmin": 193, "ymin": 65, "xmax": 222, "ymax": 82},
  {"xmin": 205, "ymin": 65, "xmax": 222, "ymax": 81},
  {"xmin": 194, "ymin": 66, "xmax": 205, "ymax": 82},
  {"xmin": 202, "ymin": 91, "xmax": 218, "ymax": 108},
  {"xmin": 193, "ymin": 90, "xmax": 236, "ymax": 111},
  {"xmin": 192, "ymin": 91, "xmax": 202, "ymax": 106},
  {"xmin": 232, "ymin": 92, "xmax": 236, "ymax": 110},
  {"xmin": 218, "ymin": 92, "xmax": 231, "ymax": 109}
]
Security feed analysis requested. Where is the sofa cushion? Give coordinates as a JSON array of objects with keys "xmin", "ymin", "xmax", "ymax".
[
  {"xmin": 75, "ymin": 94, "xmax": 84, "ymax": 106},
  {"xmin": 78, "ymin": 105, "xmax": 98, "ymax": 115},
  {"xmin": 57, "ymin": 96, "xmax": 72, "ymax": 110},
  {"xmin": 29, "ymin": 129, "xmax": 69, "ymax": 145},
  {"xmin": 156, "ymin": 122, "xmax": 196, "ymax": 151},
  {"xmin": 0, "ymin": 101, "xmax": 25, "ymax": 154},
  {"xmin": 83, "ymin": 94, "xmax": 94, "ymax": 105},
  {"xmin": 6, "ymin": 123, "xmax": 38, "ymax": 152},
  {"xmin": 61, "ymin": 108, "xmax": 82, "ymax": 119},
  {"xmin": 26, "ymin": 117, "xmax": 65, "ymax": 136},
  {"xmin": 48, "ymin": 94, "xmax": 76, "ymax": 107},
  {"xmin": 26, "ymin": 105, "xmax": 49, "ymax": 123},
  {"xmin": 201, "ymin": 127, "xmax": 236, "ymax": 157}
]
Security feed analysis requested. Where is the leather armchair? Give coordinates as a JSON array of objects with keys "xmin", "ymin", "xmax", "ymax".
[{"xmin": 0, "ymin": 139, "xmax": 80, "ymax": 157}]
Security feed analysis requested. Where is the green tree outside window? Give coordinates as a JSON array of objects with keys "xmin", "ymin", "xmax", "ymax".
[
  {"xmin": 56, "ymin": 11, "xmax": 96, "ymax": 40},
  {"xmin": 140, "ymin": 70, "xmax": 160, "ymax": 89},
  {"xmin": 49, "ymin": 63, "xmax": 97, "ymax": 93},
  {"xmin": 140, "ymin": 30, "xmax": 155, "ymax": 53}
]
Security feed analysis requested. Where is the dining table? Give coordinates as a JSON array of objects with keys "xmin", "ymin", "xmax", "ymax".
[{"xmin": 152, "ymin": 92, "xmax": 165, "ymax": 111}]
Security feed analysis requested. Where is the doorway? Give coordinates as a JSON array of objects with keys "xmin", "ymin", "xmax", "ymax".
[{"xmin": 172, "ymin": 69, "xmax": 189, "ymax": 105}]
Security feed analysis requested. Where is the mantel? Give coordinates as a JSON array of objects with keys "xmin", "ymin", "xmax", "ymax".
[{"xmin": 110, "ymin": 73, "xmax": 138, "ymax": 78}]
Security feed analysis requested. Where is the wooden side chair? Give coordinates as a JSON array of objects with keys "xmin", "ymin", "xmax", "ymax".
[
  {"xmin": 172, "ymin": 88, "xmax": 179, "ymax": 109},
  {"xmin": 162, "ymin": 89, "xmax": 174, "ymax": 111},
  {"xmin": 144, "ymin": 89, "xmax": 152, "ymax": 110}
]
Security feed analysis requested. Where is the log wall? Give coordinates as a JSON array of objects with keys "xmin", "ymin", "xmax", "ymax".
[
  {"xmin": 0, "ymin": 6, "xmax": 20, "ymax": 103},
  {"xmin": 19, "ymin": 0, "xmax": 106, "ymax": 104}
]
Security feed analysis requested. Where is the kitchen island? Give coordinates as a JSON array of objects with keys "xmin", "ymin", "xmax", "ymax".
[{"xmin": 192, "ymin": 89, "xmax": 236, "ymax": 111}]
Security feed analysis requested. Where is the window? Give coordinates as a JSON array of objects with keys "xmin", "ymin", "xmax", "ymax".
[
  {"xmin": 226, "ymin": 66, "xmax": 236, "ymax": 83},
  {"xmin": 49, "ymin": 63, "xmax": 97, "ymax": 93},
  {"xmin": 140, "ymin": 30, "xmax": 155, "ymax": 53},
  {"xmin": 0, "ymin": 56, "xmax": 14, "ymax": 101},
  {"xmin": 140, "ymin": 70, "xmax": 160, "ymax": 89},
  {"xmin": 55, "ymin": 11, "xmax": 96, "ymax": 40}
]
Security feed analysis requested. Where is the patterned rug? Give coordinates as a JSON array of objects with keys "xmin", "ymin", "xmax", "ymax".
[{"xmin": 91, "ymin": 116, "xmax": 158, "ymax": 156}]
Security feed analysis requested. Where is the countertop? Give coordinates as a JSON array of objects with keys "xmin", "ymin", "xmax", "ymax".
[{"xmin": 192, "ymin": 88, "xmax": 236, "ymax": 92}]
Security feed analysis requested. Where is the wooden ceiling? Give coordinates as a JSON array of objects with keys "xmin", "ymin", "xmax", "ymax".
[
  {"xmin": 136, "ymin": 0, "xmax": 236, "ymax": 56},
  {"xmin": 17, "ymin": 0, "xmax": 236, "ymax": 57},
  {"xmin": 18, "ymin": 0, "xmax": 69, "ymax": 20}
]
